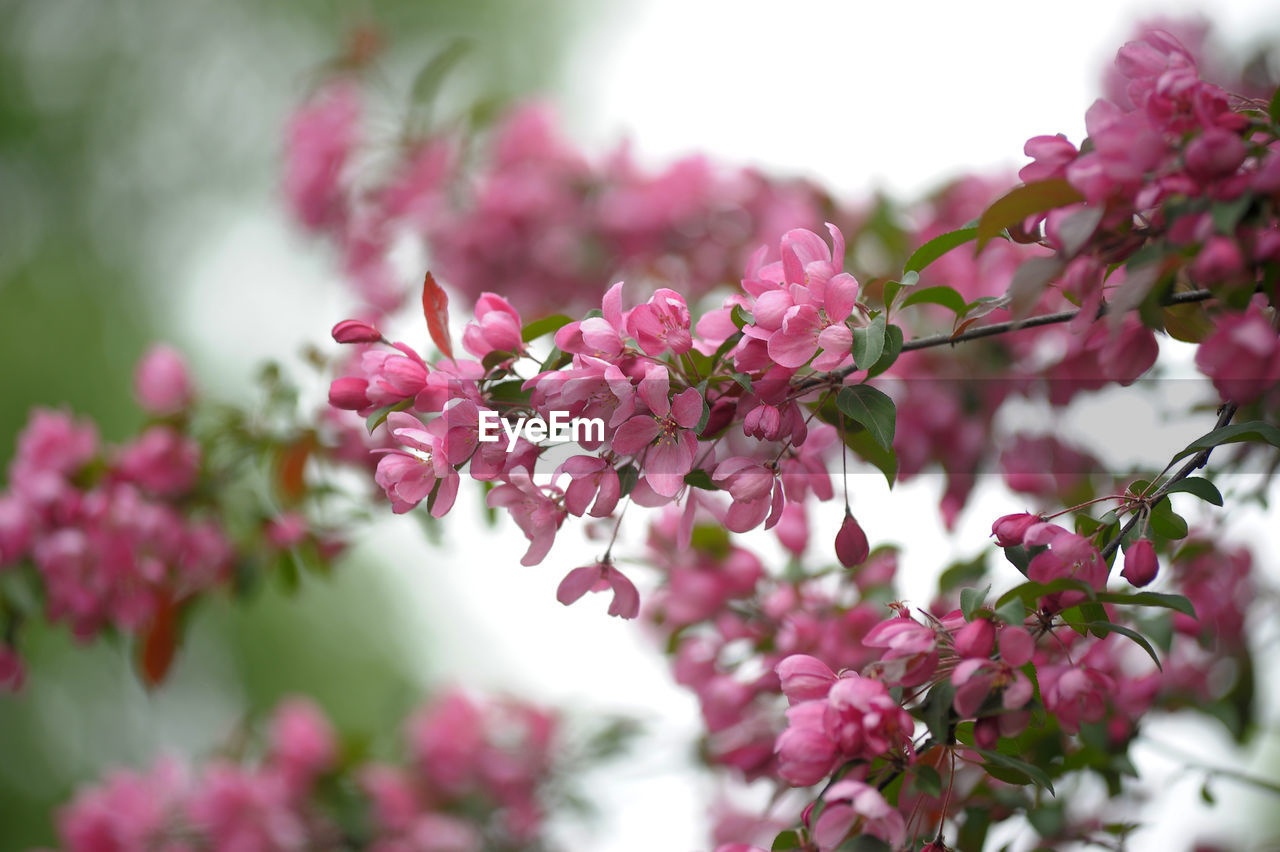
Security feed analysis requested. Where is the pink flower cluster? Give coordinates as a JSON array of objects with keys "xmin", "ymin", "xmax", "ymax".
[
  {"xmin": 285, "ymin": 91, "xmax": 847, "ymax": 320},
  {"xmin": 50, "ymin": 691, "xmax": 560, "ymax": 852}
]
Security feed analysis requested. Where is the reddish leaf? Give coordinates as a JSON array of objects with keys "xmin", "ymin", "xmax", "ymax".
[
  {"xmin": 421, "ymin": 271, "xmax": 454, "ymax": 361},
  {"xmin": 138, "ymin": 593, "xmax": 180, "ymax": 688},
  {"xmin": 276, "ymin": 435, "xmax": 314, "ymax": 503}
]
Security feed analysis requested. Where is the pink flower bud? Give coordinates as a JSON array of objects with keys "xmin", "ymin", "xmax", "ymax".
[
  {"xmin": 834, "ymin": 512, "xmax": 869, "ymax": 568},
  {"xmin": 991, "ymin": 512, "xmax": 1040, "ymax": 547},
  {"xmin": 776, "ymin": 655, "xmax": 837, "ymax": 705},
  {"xmin": 328, "ymin": 376, "xmax": 371, "ymax": 411},
  {"xmin": 331, "ymin": 319, "xmax": 382, "ymax": 343},
  {"xmin": 1191, "ymin": 236, "xmax": 1244, "ymax": 284},
  {"xmin": 953, "ymin": 618, "xmax": 996, "ymax": 659},
  {"xmin": 134, "ymin": 344, "xmax": 193, "ymax": 416},
  {"xmin": 974, "ymin": 717, "xmax": 1000, "ymax": 750},
  {"xmin": 1184, "ymin": 128, "xmax": 1247, "ymax": 181},
  {"xmin": 744, "ymin": 404, "xmax": 783, "ymax": 441},
  {"xmin": 1121, "ymin": 538, "xmax": 1159, "ymax": 587}
]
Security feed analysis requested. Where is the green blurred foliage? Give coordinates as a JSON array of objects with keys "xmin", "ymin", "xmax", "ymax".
[{"xmin": 0, "ymin": 0, "xmax": 590, "ymax": 846}]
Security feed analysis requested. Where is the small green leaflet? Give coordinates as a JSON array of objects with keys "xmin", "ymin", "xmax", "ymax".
[
  {"xmin": 836, "ymin": 385, "xmax": 896, "ymax": 452},
  {"xmin": 900, "ymin": 285, "xmax": 968, "ymax": 315},
  {"xmin": 1270, "ymin": 84, "xmax": 1280, "ymax": 123},
  {"xmin": 1171, "ymin": 420, "xmax": 1280, "ymax": 462},
  {"xmin": 971, "ymin": 747, "xmax": 1057, "ymax": 795},
  {"xmin": 866, "ymin": 324, "xmax": 904, "ymax": 378},
  {"xmin": 1093, "ymin": 591, "xmax": 1196, "ymax": 618},
  {"xmin": 851, "ymin": 314, "xmax": 887, "ymax": 370},
  {"xmin": 365, "ymin": 399, "xmax": 413, "ymax": 433},
  {"xmin": 521, "ymin": 314, "xmax": 573, "ymax": 342},
  {"xmin": 976, "ymin": 179, "xmax": 1084, "ymax": 250},
  {"xmin": 1075, "ymin": 621, "xmax": 1163, "ymax": 670},
  {"xmin": 960, "ymin": 585, "xmax": 991, "ymax": 620},
  {"xmin": 903, "ymin": 226, "xmax": 979, "ymax": 275},
  {"xmin": 1161, "ymin": 476, "xmax": 1223, "ymax": 506}
]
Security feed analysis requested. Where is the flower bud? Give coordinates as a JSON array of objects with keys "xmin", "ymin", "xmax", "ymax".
[
  {"xmin": 974, "ymin": 717, "xmax": 1000, "ymax": 750},
  {"xmin": 744, "ymin": 404, "xmax": 783, "ymax": 441},
  {"xmin": 953, "ymin": 618, "xmax": 996, "ymax": 659},
  {"xmin": 776, "ymin": 655, "xmax": 837, "ymax": 705},
  {"xmin": 835, "ymin": 512, "xmax": 869, "ymax": 568},
  {"xmin": 1121, "ymin": 538, "xmax": 1159, "ymax": 587},
  {"xmin": 1184, "ymin": 128, "xmax": 1247, "ymax": 181},
  {"xmin": 331, "ymin": 319, "xmax": 382, "ymax": 344},
  {"xmin": 328, "ymin": 376, "xmax": 371, "ymax": 411},
  {"xmin": 991, "ymin": 512, "xmax": 1040, "ymax": 547},
  {"xmin": 134, "ymin": 344, "xmax": 193, "ymax": 416}
]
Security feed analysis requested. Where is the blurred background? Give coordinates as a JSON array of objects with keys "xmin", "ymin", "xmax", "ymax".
[{"xmin": 2, "ymin": 0, "xmax": 1279, "ymax": 849}]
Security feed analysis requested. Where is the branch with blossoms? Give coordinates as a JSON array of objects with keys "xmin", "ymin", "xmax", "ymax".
[{"xmin": 308, "ymin": 20, "xmax": 1280, "ymax": 852}]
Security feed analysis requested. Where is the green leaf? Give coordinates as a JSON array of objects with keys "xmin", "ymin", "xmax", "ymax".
[
  {"xmin": 1171, "ymin": 420, "xmax": 1280, "ymax": 462},
  {"xmin": 842, "ymin": 427, "xmax": 898, "ymax": 487},
  {"xmin": 1148, "ymin": 498, "xmax": 1189, "ymax": 540},
  {"xmin": 731, "ymin": 304, "xmax": 752, "ymax": 330},
  {"xmin": 771, "ymin": 830, "xmax": 801, "ymax": 851},
  {"xmin": 851, "ymin": 314, "xmax": 887, "ymax": 370},
  {"xmin": 912, "ymin": 764, "xmax": 944, "ymax": 798},
  {"xmin": 995, "ymin": 577, "xmax": 1094, "ymax": 610},
  {"xmin": 904, "ymin": 226, "xmax": 979, "ymax": 274},
  {"xmin": 410, "ymin": 39, "xmax": 472, "ymax": 107},
  {"xmin": 365, "ymin": 399, "xmax": 412, "ymax": 433},
  {"xmin": 836, "ymin": 385, "xmax": 896, "ymax": 452},
  {"xmin": 995, "ymin": 597, "xmax": 1027, "ymax": 626},
  {"xmin": 1211, "ymin": 194, "xmax": 1253, "ymax": 235},
  {"xmin": 617, "ymin": 464, "xmax": 639, "ymax": 497},
  {"xmin": 1094, "ymin": 591, "xmax": 1195, "ymax": 617},
  {"xmin": 900, "ymin": 285, "xmax": 968, "ymax": 315},
  {"xmin": 866, "ymin": 324, "xmax": 904, "ymax": 378},
  {"xmin": 960, "ymin": 585, "xmax": 991, "ymax": 620},
  {"xmin": 694, "ymin": 381, "xmax": 711, "ymax": 433},
  {"xmin": 731, "ymin": 372, "xmax": 754, "ymax": 393},
  {"xmin": 1076, "ymin": 621, "xmax": 1163, "ymax": 670},
  {"xmin": 683, "ymin": 469, "xmax": 719, "ymax": 491},
  {"xmin": 977, "ymin": 179, "xmax": 1084, "ymax": 249},
  {"xmin": 938, "ymin": 552, "xmax": 988, "ymax": 595},
  {"xmin": 521, "ymin": 314, "xmax": 573, "ymax": 342},
  {"xmin": 1270, "ymin": 85, "xmax": 1280, "ymax": 124},
  {"xmin": 690, "ymin": 524, "xmax": 731, "ymax": 557},
  {"xmin": 971, "ymin": 747, "xmax": 1056, "ymax": 795},
  {"xmin": 1160, "ymin": 476, "xmax": 1224, "ymax": 506}
]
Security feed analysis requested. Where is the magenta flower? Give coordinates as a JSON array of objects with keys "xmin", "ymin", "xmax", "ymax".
[
  {"xmin": 373, "ymin": 412, "xmax": 458, "ymax": 517},
  {"xmin": 610, "ymin": 366, "xmax": 703, "ymax": 498},
  {"xmin": 362, "ymin": 344, "xmax": 430, "ymax": 408},
  {"xmin": 556, "ymin": 455, "xmax": 621, "ymax": 518},
  {"xmin": 462, "ymin": 293, "xmax": 524, "ymax": 360},
  {"xmin": 951, "ymin": 627, "xmax": 1036, "ymax": 719},
  {"xmin": 269, "ymin": 698, "xmax": 337, "ymax": 794},
  {"xmin": 1039, "ymin": 663, "xmax": 1115, "ymax": 733},
  {"xmin": 776, "ymin": 655, "xmax": 837, "ymax": 705},
  {"xmin": 991, "ymin": 512, "xmax": 1041, "ymax": 547},
  {"xmin": 554, "ymin": 281, "xmax": 627, "ymax": 359},
  {"xmin": 775, "ymin": 701, "xmax": 837, "ymax": 786},
  {"xmin": 331, "ymin": 318, "xmax": 382, "ymax": 344},
  {"xmin": 822, "ymin": 673, "xmax": 914, "ymax": 761},
  {"xmin": 863, "ymin": 615, "xmax": 940, "ymax": 687},
  {"xmin": 113, "ymin": 426, "xmax": 200, "ymax": 498},
  {"xmin": 712, "ymin": 457, "xmax": 782, "ymax": 533},
  {"xmin": 626, "ymin": 287, "xmax": 692, "ymax": 355},
  {"xmin": 556, "ymin": 560, "xmax": 640, "ymax": 619},
  {"xmin": 810, "ymin": 779, "xmax": 905, "ymax": 852},
  {"xmin": 284, "ymin": 81, "xmax": 360, "ymax": 232},
  {"xmin": 134, "ymin": 344, "xmax": 194, "ymax": 416},
  {"xmin": 486, "ymin": 474, "xmax": 565, "ymax": 566},
  {"xmin": 1195, "ymin": 295, "xmax": 1280, "ymax": 404}
]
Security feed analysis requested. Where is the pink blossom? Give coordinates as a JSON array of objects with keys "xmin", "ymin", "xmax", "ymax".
[
  {"xmin": 822, "ymin": 673, "xmax": 914, "ymax": 761},
  {"xmin": 13, "ymin": 408, "xmax": 98, "ymax": 480},
  {"xmin": 775, "ymin": 701, "xmax": 837, "ymax": 786},
  {"xmin": 1194, "ymin": 296, "xmax": 1280, "ymax": 403},
  {"xmin": 329, "ymin": 376, "xmax": 372, "ymax": 412},
  {"xmin": 556, "ymin": 560, "xmax": 640, "ymax": 618},
  {"xmin": 610, "ymin": 366, "xmax": 703, "ymax": 498},
  {"xmin": 284, "ymin": 81, "xmax": 360, "ymax": 232},
  {"xmin": 374, "ymin": 412, "xmax": 458, "ymax": 516},
  {"xmin": 485, "ymin": 474, "xmax": 565, "ymax": 566},
  {"xmin": 951, "ymin": 628, "xmax": 1036, "ymax": 719},
  {"xmin": 462, "ymin": 293, "xmax": 524, "ymax": 360},
  {"xmin": 1185, "ymin": 127, "xmax": 1247, "ymax": 180},
  {"xmin": 863, "ymin": 615, "xmax": 940, "ymax": 687},
  {"xmin": 626, "ymin": 288, "xmax": 693, "ymax": 355},
  {"xmin": 134, "ymin": 344, "xmax": 194, "ymax": 416},
  {"xmin": 1039, "ymin": 663, "xmax": 1115, "ymax": 733},
  {"xmin": 952, "ymin": 618, "xmax": 996, "ymax": 659},
  {"xmin": 776, "ymin": 655, "xmax": 837, "ymax": 705},
  {"xmin": 269, "ymin": 698, "xmax": 337, "ymax": 793},
  {"xmin": 554, "ymin": 281, "xmax": 628, "ymax": 358},
  {"xmin": 556, "ymin": 455, "xmax": 621, "ymax": 518},
  {"xmin": 810, "ymin": 779, "xmax": 905, "ymax": 851},
  {"xmin": 712, "ymin": 457, "xmax": 782, "ymax": 533},
  {"xmin": 113, "ymin": 426, "xmax": 200, "ymax": 498},
  {"xmin": 362, "ymin": 345, "xmax": 430, "ymax": 408}
]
